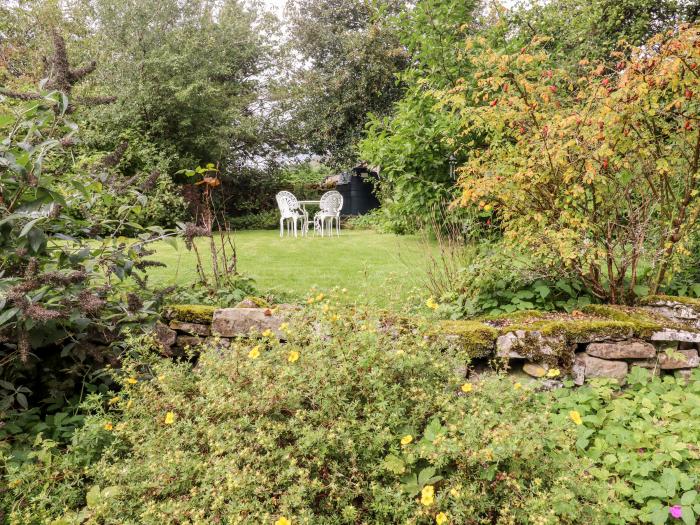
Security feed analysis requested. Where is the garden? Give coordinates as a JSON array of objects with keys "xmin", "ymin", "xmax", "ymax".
[{"xmin": 2, "ymin": 0, "xmax": 700, "ymax": 524}]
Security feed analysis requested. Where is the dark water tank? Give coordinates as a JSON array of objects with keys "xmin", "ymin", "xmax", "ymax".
[{"xmin": 334, "ymin": 166, "xmax": 379, "ymax": 216}]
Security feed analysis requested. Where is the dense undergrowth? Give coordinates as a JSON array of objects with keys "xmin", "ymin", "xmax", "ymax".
[{"xmin": 3, "ymin": 302, "xmax": 700, "ymax": 524}]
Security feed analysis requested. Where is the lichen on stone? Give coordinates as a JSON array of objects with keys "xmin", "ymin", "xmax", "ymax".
[
  {"xmin": 640, "ymin": 294, "xmax": 700, "ymax": 311},
  {"xmin": 163, "ymin": 304, "xmax": 217, "ymax": 324}
]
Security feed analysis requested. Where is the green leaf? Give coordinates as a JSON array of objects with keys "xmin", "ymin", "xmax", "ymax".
[
  {"xmin": 0, "ymin": 307, "xmax": 19, "ymax": 328},
  {"xmin": 633, "ymin": 284, "xmax": 650, "ymax": 297},
  {"xmin": 86, "ymin": 485, "xmax": 101, "ymax": 508},
  {"xmin": 19, "ymin": 217, "xmax": 42, "ymax": 237},
  {"xmin": 682, "ymin": 490, "xmax": 697, "ymax": 506},
  {"xmin": 382, "ymin": 454, "xmax": 406, "ymax": 475},
  {"xmin": 422, "ymin": 417, "xmax": 445, "ymax": 443},
  {"xmin": 534, "ymin": 285, "xmax": 551, "ymax": 298}
]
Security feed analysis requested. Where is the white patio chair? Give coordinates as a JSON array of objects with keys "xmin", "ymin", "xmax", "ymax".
[
  {"xmin": 275, "ymin": 191, "xmax": 307, "ymax": 237},
  {"xmin": 314, "ymin": 191, "xmax": 343, "ymax": 237}
]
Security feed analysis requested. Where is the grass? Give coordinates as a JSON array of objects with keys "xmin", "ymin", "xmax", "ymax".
[{"xmin": 146, "ymin": 229, "xmax": 434, "ymax": 308}]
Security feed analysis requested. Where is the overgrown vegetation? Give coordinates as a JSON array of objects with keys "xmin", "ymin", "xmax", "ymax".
[
  {"xmin": 2, "ymin": 306, "xmax": 609, "ymax": 524},
  {"xmin": 4, "ymin": 304, "xmax": 700, "ymax": 524}
]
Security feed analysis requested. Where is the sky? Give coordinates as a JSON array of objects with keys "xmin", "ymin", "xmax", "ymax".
[{"xmin": 263, "ymin": 0, "xmax": 287, "ymax": 16}]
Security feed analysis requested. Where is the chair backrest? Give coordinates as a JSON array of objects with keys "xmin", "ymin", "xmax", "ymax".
[
  {"xmin": 319, "ymin": 190, "xmax": 343, "ymax": 215},
  {"xmin": 276, "ymin": 191, "xmax": 300, "ymax": 218}
]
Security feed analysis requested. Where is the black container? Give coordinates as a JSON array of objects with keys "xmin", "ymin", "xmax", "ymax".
[{"xmin": 333, "ymin": 166, "xmax": 379, "ymax": 216}]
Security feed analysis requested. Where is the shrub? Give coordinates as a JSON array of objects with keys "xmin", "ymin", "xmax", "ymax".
[
  {"xmin": 228, "ymin": 209, "xmax": 279, "ymax": 230},
  {"xmin": 3, "ymin": 305, "xmax": 609, "ymax": 523},
  {"xmin": 0, "ymin": 89, "xmax": 175, "ymax": 446},
  {"xmin": 443, "ymin": 25, "xmax": 700, "ymax": 304},
  {"xmin": 431, "ymin": 241, "xmax": 596, "ymax": 318}
]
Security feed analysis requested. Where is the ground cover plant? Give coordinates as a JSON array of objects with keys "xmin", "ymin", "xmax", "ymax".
[
  {"xmin": 6, "ymin": 302, "xmax": 700, "ymax": 524},
  {"xmin": 553, "ymin": 370, "xmax": 700, "ymax": 525},
  {"xmin": 3, "ymin": 303, "xmax": 610, "ymax": 524}
]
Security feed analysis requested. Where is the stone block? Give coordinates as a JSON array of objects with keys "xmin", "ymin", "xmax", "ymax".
[
  {"xmin": 644, "ymin": 300, "xmax": 700, "ymax": 328},
  {"xmin": 211, "ymin": 308, "xmax": 286, "ymax": 339},
  {"xmin": 572, "ymin": 353, "xmax": 586, "ymax": 386},
  {"xmin": 650, "ymin": 329, "xmax": 700, "ymax": 343},
  {"xmin": 582, "ymin": 354, "xmax": 628, "ymax": 382},
  {"xmin": 205, "ymin": 337, "xmax": 231, "ymax": 349},
  {"xmin": 586, "ymin": 339, "xmax": 656, "ymax": 359},
  {"xmin": 495, "ymin": 330, "xmax": 564, "ymax": 358},
  {"xmin": 523, "ymin": 362, "xmax": 548, "ymax": 378},
  {"xmin": 658, "ymin": 349, "xmax": 700, "ymax": 369},
  {"xmin": 169, "ymin": 320, "xmax": 210, "ymax": 336},
  {"xmin": 155, "ymin": 321, "xmax": 177, "ymax": 349},
  {"xmin": 674, "ymin": 369, "xmax": 695, "ymax": 383},
  {"xmin": 176, "ymin": 335, "xmax": 204, "ymax": 348}
]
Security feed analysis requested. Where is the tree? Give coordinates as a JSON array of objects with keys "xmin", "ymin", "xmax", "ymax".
[
  {"xmin": 68, "ymin": 0, "xmax": 280, "ymax": 170},
  {"xmin": 285, "ymin": 0, "xmax": 409, "ymax": 167},
  {"xmin": 441, "ymin": 24, "xmax": 700, "ymax": 303},
  {"xmin": 510, "ymin": 0, "xmax": 700, "ymax": 67},
  {"xmin": 359, "ymin": 0, "xmax": 486, "ymax": 231}
]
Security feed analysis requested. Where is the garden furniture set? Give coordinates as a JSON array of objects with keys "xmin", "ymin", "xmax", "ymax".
[{"xmin": 275, "ymin": 190, "xmax": 343, "ymax": 238}]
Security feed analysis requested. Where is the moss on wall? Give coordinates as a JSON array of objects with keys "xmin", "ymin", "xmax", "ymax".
[
  {"xmin": 164, "ymin": 304, "xmax": 217, "ymax": 324},
  {"xmin": 426, "ymin": 320, "xmax": 499, "ymax": 357}
]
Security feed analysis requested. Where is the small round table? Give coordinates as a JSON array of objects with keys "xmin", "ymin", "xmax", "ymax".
[{"xmin": 297, "ymin": 200, "xmax": 320, "ymax": 236}]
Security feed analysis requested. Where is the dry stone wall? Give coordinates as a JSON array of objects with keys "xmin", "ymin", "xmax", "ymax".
[{"xmin": 159, "ymin": 297, "xmax": 700, "ymax": 386}]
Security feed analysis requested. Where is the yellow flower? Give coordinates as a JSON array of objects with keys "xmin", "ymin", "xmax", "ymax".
[
  {"xmin": 306, "ymin": 297, "xmax": 314, "ymax": 304},
  {"xmin": 288, "ymin": 350, "xmax": 300, "ymax": 363},
  {"xmin": 248, "ymin": 346, "xmax": 261, "ymax": 359},
  {"xmin": 261, "ymin": 329, "xmax": 274, "ymax": 338},
  {"xmin": 316, "ymin": 293, "xmax": 325, "ymax": 301},
  {"xmin": 126, "ymin": 377, "xmax": 138, "ymax": 384},
  {"xmin": 108, "ymin": 396, "xmax": 120, "ymax": 405},
  {"xmin": 436, "ymin": 512, "xmax": 449, "ymax": 525},
  {"xmin": 341, "ymin": 288, "xmax": 348, "ymax": 293},
  {"xmin": 421, "ymin": 485, "xmax": 435, "ymax": 506},
  {"xmin": 546, "ymin": 368, "xmax": 561, "ymax": 378},
  {"xmin": 426, "ymin": 297, "xmax": 439, "ymax": 310},
  {"xmin": 461, "ymin": 383, "xmax": 473, "ymax": 393},
  {"xmin": 322, "ymin": 303, "xmax": 330, "ymax": 313},
  {"xmin": 275, "ymin": 518, "xmax": 291, "ymax": 525},
  {"xmin": 569, "ymin": 410, "xmax": 583, "ymax": 426},
  {"xmin": 103, "ymin": 422, "xmax": 113, "ymax": 431},
  {"xmin": 164, "ymin": 411, "xmax": 175, "ymax": 425},
  {"xmin": 400, "ymin": 434, "xmax": 413, "ymax": 446},
  {"xmin": 514, "ymin": 382, "xmax": 522, "ymax": 390},
  {"xmin": 330, "ymin": 314, "xmax": 340, "ymax": 322},
  {"xmin": 280, "ymin": 322, "xmax": 289, "ymax": 331},
  {"xmin": 449, "ymin": 488, "xmax": 460, "ymax": 498}
]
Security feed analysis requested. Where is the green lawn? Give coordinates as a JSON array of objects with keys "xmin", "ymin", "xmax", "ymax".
[{"xmin": 146, "ymin": 229, "xmax": 434, "ymax": 308}]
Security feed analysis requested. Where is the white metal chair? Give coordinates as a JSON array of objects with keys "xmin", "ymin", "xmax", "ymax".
[
  {"xmin": 275, "ymin": 191, "xmax": 307, "ymax": 237},
  {"xmin": 314, "ymin": 191, "xmax": 343, "ymax": 237}
]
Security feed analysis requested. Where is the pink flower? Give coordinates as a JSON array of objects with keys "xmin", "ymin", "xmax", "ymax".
[{"xmin": 670, "ymin": 505, "xmax": 682, "ymax": 519}]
